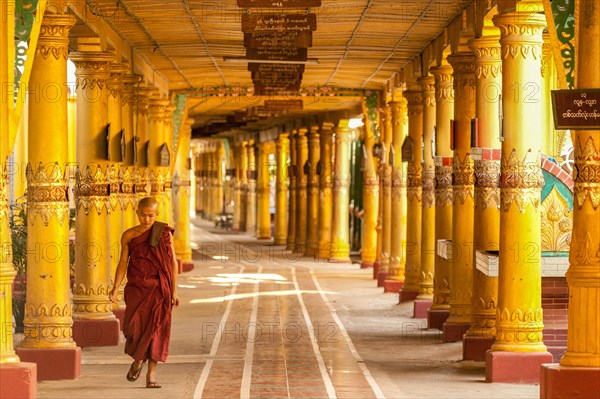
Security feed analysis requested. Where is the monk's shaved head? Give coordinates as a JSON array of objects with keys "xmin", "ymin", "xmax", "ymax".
[{"xmin": 138, "ymin": 197, "xmax": 159, "ymax": 211}]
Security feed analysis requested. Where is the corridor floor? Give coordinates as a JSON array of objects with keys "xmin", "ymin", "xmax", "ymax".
[{"xmin": 34, "ymin": 218, "xmax": 539, "ymax": 398}]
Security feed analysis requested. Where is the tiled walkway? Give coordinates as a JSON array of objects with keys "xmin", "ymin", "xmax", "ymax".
[{"xmin": 33, "ymin": 218, "xmax": 539, "ymax": 398}]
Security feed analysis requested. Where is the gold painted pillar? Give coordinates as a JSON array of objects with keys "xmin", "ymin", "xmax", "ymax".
[
  {"xmin": 15, "ymin": 13, "xmax": 80, "ymax": 375},
  {"xmin": 540, "ymin": 32, "xmax": 558, "ymax": 157},
  {"xmin": 443, "ymin": 51, "xmax": 476, "ymax": 341},
  {"xmin": 274, "ymin": 133, "xmax": 289, "ymax": 245},
  {"xmin": 361, "ymin": 107, "xmax": 379, "ymax": 268},
  {"xmin": 173, "ymin": 118, "xmax": 194, "ymax": 269},
  {"xmin": 232, "ymin": 143, "xmax": 243, "ymax": 231},
  {"xmin": 70, "ymin": 41, "xmax": 120, "ymax": 346},
  {"xmin": 295, "ymin": 128, "xmax": 308, "ymax": 254},
  {"xmin": 240, "ymin": 141, "xmax": 249, "ymax": 231},
  {"xmin": 209, "ymin": 147, "xmax": 218, "ymax": 218},
  {"xmin": 385, "ymin": 99, "xmax": 408, "ymax": 291},
  {"xmin": 246, "ymin": 140, "xmax": 257, "ymax": 234},
  {"xmin": 318, "ymin": 123, "xmax": 335, "ymax": 260},
  {"xmin": 416, "ymin": 75, "xmax": 436, "ymax": 308},
  {"xmin": 163, "ymin": 104, "xmax": 175, "ymax": 226},
  {"xmin": 463, "ymin": 26, "xmax": 502, "ymax": 360},
  {"xmin": 542, "ymin": 1, "xmax": 600, "ymax": 392},
  {"xmin": 287, "ymin": 131, "xmax": 297, "ymax": 250},
  {"xmin": 147, "ymin": 95, "xmax": 168, "ymax": 223},
  {"xmin": 400, "ymin": 87, "xmax": 423, "ymax": 300},
  {"xmin": 121, "ymin": 74, "xmax": 141, "ymax": 230},
  {"xmin": 133, "ymin": 85, "xmax": 151, "ymax": 207},
  {"xmin": 428, "ymin": 64, "xmax": 454, "ymax": 329},
  {"xmin": 256, "ymin": 141, "xmax": 272, "ymax": 239},
  {"xmin": 194, "ymin": 151, "xmax": 203, "ymax": 215},
  {"xmin": 487, "ymin": 1, "xmax": 552, "ymax": 381},
  {"xmin": 329, "ymin": 120, "xmax": 352, "ymax": 262},
  {"xmin": 378, "ymin": 107, "xmax": 393, "ymax": 284},
  {"xmin": 215, "ymin": 143, "xmax": 225, "ymax": 218},
  {"xmin": 305, "ymin": 125, "xmax": 321, "ymax": 256}
]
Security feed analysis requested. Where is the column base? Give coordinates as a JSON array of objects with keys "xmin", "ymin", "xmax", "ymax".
[
  {"xmin": 427, "ymin": 309, "xmax": 450, "ymax": 330},
  {"xmin": 112, "ymin": 308, "xmax": 126, "ymax": 331},
  {"xmin": 274, "ymin": 239, "xmax": 286, "ymax": 246},
  {"xmin": 372, "ymin": 261, "xmax": 380, "ymax": 279},
  {"xmin": 182, "ymin": 260, "xmax": 194, "ymax": 272},
  {"xmin": 540, "ymin": 363, "xmax": 600, "ymax": 399},
  {"xmin": 413, "ymin": 299, "xmax": 432, "ymax": 319},
  {"xmin": 463, "ymin": 336, "xmax": 494, "ymax": 361},
  {"xmin": 383, "ymin": 279, "xmax": 403, "ymax": 293},
  {"xmin": 399, "ymin": 289, "xmax": 418, "ymax": 303},
  {"xmin": 73, "ymin": 318, "xmax": 120, "ymax": 348},
  {"xmin": 16, "ymin": 347, "xmax": 81, "ymax": 381},
  {"xmin": 0, "ymin": 362, "xmax": 37, "ymax": 398},
  {"xmin": 486, "ymin": 350, "xmax": 553, "ymax": 383},
  {"xmin": 377, "ymin": 272, "xmax": 388, "ymax": 287},
  {"xmin": 360, "ymin": 261, "xmax": 373, "ymax": 269},
  {"xmin": 328, "ymin": 256, "xmax": 352, "ymax": 264},
  {"xmin": 442, "ymin": 322, "xmax": 470, "ymax": 342}
]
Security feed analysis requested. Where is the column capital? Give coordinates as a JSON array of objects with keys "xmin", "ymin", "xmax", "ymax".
[
  {"xmin": 36, "ymin": 13, "xmax": 76, "ymax": 61},
  {"xmin": 492, "ymin": 12, "xmax": 546, "ymax": 59},
  {"xmin": 122, "ymin": 74, "xmax": 142, "ymax": 106},
  {"xmin": 447, "ymin": 51, "xmax": 476, "ymax": 88},
  {"xmin": 418, "ymin": 76, "xmax": 435, "ymax": 108},
  {"xmin": 107, "ymin": 63, "xmax": 128, "ymax": 100},
  {"xmin": 430, "ymin": 64, "xmax": 454, "ymax": 102},
  {"xmin": 321, "ymin": 122, "xmax": 335, "ymax": 134},
  {"xmin": 403, "ymin": 90, "xmax": 423, "ymax": 115},
  {"xmin": 469, "ymin": 30, "xmax": 502, "ymax": 80},
  {"xmin": 148, "ymin": 95, "xmax": 168, "ymax": 123},
  {"xmin": 70, "ymin": 50, "xmax": 113, "ymax": 90}
]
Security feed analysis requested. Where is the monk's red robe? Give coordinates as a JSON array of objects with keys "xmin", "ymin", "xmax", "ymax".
[{"xmin": 123, "ymin": 224, "xmax": 174, "ymax": 362}]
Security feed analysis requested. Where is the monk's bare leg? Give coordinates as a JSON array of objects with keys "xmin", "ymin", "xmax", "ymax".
[{"xmin": 146, "ymin": 359, "xmax": 161, "ymax": 387}]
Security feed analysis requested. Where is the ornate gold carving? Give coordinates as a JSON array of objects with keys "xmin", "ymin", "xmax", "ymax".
[
  {"xmin": 453, "ymin": 154, "xmax": 475, "ymax": 204},
  {"xmin": 26, "ymin": 162, "xmax": 70, "ymax": 226},
  {"xmin": 148, "ymin": 100, "xmax": 167, "ymax": 124},
  {"xmin": 407, "ymin": 163, "xmax": 422, "ymax": 202},
  {"xmin": 474, "ymin": 159, "xmax": 501, "ymax": 209},
  {"xmin": 149, "ymin": 168, "xmax": 165, "ymax": 195},
  {"xmin": 574, "ymin": 136, "xmax": 600, "ymax": 208},
  {"xmin": 541, "ymin": 187, "xmax": 572, "ymax": 252},
  {"xmin": 471, "ymin": 41, "xmax": 502, "ymax": 79},
  {"xmin": 569, "ymin": 232, "xmax": 600, "ymax": 267},
  {"xmin": 435, "ymin": 164, "xmax": 453, "ymax": 207},
  {"xmin": 448, "ymin": 52, "xmax": 476, "ymax": 89},
  {"xmin": 122, "ymin": 74, "xmax": 142, "ymax": 106},
  {"xmin": 36, "ymin": 15, "xmax": 74, "ymax": 61},
  {"xmin": 133, "ymin": 166, "xmax": 149, "ymax": 196},
  {"xmin": 496, "ymin": 307, "xmax": 544, "ymax": 344},
  {"xmin": 501, "ymin": 149, "xmax": 544, "ymax": 212},
  {"xmin": 404, "ymin": 90, "xmax": 423, "ymax": 116},
  {"xmin": 73, "ymin": 164, "xmax": 110, "ymax": 215},
  {"xmin": 422, "ymin": 169, "xmax": 435, "ymax": 208},
  {"xmin": 107, "ymin": 64, "xmax": 127, "ymax": 100},
  {"xmin": 431, "ymin": 65, "xmax": 454, "ymax": 102},
  {"xmin": 494, "ymin": 14, "xmax": 546, "ymax": 61},
  {"xmin": 0, "ymin": 167, "xmax": 8, "ymax": 224},
  {"xmin": 23, "ymin": 303, "xmax": 73, "ymax": 343},
  {"xmin": 418, "ymin": 76, "xmax": 436, "ymax": 108}
]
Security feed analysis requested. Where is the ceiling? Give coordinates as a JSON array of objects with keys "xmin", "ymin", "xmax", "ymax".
[{"xmin": 87, "ymin": 0, "xmax": 470, "ymax": 135}]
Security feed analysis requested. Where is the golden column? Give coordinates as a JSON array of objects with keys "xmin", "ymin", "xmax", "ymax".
[
  {"xmin": 361, "ymin": 107, "xmax": 379, "ymax": 269},
  {"xmin": 295, "ymin": 128, "xmax": 309, "ymax": 254},
  {"xmin": 246, "ymin": 140, "xmax": 257, "ymax": 234},
  {"xmin": 214, "ymin": 143, "xmax": 225, "ymax": 218},
  {"xmin": 318, "ymin": 122, "xmax": 335, "ymax": 260},
  {"xmin": 147, "ymin": 95, "xmax": 168, "ymax": 223},
  {"xmin": 232, "ymin": 143, "xmax": 243, "ymax": 231},
  {"xmin": 378, "ymin": 107, "xmax": 393, "ymax": 286},
  {"xmin": 132, "ymin": 85, "xmax": 151, "ymax": 208},
  {"xmin": 305, "ymin": 125, "xmax": 321, "ymax": 256},
  {"xmin": 274, "ymin": 133, "xmax": 289, "ymax": 245},
  {"xmin": 121, "ymin": 74, "xmax": 141, "ymax": 230},
  {"xmin": 194, "ymin": 151, "xmax": 203, "ymax": 215},
  {"xmin": 329, "ymin": 120, "xmax": 352, "ymax": 262},
  {"xmin": 162, "ymin": 104, "xmax": 175, "ymax": 226},
  {"xmin": 428, "ymin": 64, "xmax": 454, "ymax": 330},
  {"xmin": 542, "ymin": 1, "xmax": 600, "ymax": 392},
  {"xmin": 209, "ymin": 146, "xmax": 218, "ymax": 218},
  {"xmin": 14, "ymin": 12, "xmax": 80, "ymax": 380},
  {"xmin": 256, "ymin": 141, "xmax": 272, "ymax": 239},
  {"xmin": 415, "ymin": 75, "xmax": 436, "ymax": 316},
  {"xmin": 463, "ymin": 26, "xmax": 502, "ymax": 361},
  {"xmin": 384, "ymin": 99, "xmax": 408, "ymax": 292},
  {"xmin": 287, "ymin": 131, "xmax": 298, "ymax": 251},
  {"xmin": 240, "ymin": 141, "xmax": 249, "ymax": 231},
  {"xmin": 173, "ymin": 118, "xmax": 194, "ymax": 271},
  {"xmin": 487, "ymin": 1, "xmax": 552, "ymax": 382},
  {"xmin": 400, "ymin": 87, "xmax": 423, "ymax": 302},
  {"xmin": 443, "ymin": 51, "xmax": 476, "ymax": 342},
  {"xmin": 540, "ymin": 32, "xmax": 558, "ymax": 157},
  {"xmin": 70, "ymin": 41, "xmax": 120, "ymax": 347}
]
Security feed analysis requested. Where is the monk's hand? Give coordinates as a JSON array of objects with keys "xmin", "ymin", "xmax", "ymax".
[
  {"xmin": 108, "ymin": 288, "xmax": 117, "ymax": 303},
  {"xmin": 172, "ymin": 294, "xmax": 181, "ymax": 308}
]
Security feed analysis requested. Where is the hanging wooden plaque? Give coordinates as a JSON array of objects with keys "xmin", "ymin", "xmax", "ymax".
[
  {"xmin": 244, "ymin": 31, "xmax": 312, "ymax": 48},
  {"xmin": 238, "ymin": 0, "xmax": 321, "ymax": 8},
  {"xmin": 241, "ymin": 13, "xmax": 317, "ymax": 33}
]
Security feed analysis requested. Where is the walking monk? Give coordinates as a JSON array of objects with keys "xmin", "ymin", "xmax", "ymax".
[{"xmin": 109, "ymin": 197, "xmax": 180, "ymax": 388}]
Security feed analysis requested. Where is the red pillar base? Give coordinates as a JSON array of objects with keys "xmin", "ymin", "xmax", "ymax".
[
  {"xmin": 360, "ymin": 261, "xmax": 373, "ymax": 269},
  {"xmin": 486, "ymin": 350, "xmax": 553, "ymax": 383},
  {"xmin": 413, "ymin": 299, "xmax": 432, "ymax": 319},
  {"xmin": 463, "ymin": 336, "xmax": 494, "ymax": 361},
  {"xmin": 113, "ymin": 308, "xmax": 126, "ymax": 331},
  {"xmin": 16, "ymin": 347, "xmax": 81, "ymax": 381},
  {"xmin": 399, "ymin": 289, "xmax": 418, "ymax": 303},
  {"xmin": 427, "ymin": 309, "xmax": 449, "ymax": 330},
  {"xmin": 182, "ymin": 261, "xmax": 194, "ymax": 272},
  {"xmin": 383, "ymin": 279, "xmax": 403, "ymax": 293},
  {"xmin": 442, "ymin": 322, "xmax": 470, "ymax": 342},
  {"xmin": 0, "ymin": 362, "xmax": 37, "ymax": 398},
  {"xmin": 372, "ymin": 261, "xmax": 380, "ymax": 280},
  {"xmin": 72, "ymin": 318, "xmax": 120, "ymax": 348},
  {"xmin": 540, "ymin": 363, "xmax": 600, "ymax": 399},
  {"xmin": 376, "ymin": 272, "xmax": 388, "ymax": 287}
]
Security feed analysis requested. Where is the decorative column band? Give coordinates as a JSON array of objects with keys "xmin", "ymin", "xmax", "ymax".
[
  {"xmin": 434, "ymin": 156, "xmax": 453, "ymax": 207},
  {"xmin": 26, "ymin": 163, "xmax": 70, "ymax": 226},
  {"xmin": 472, "ymin": 148, "xmax": 501, "ymax": 209},
  {"xmin": 574, "ymin": 136, "xmax": 600, "ymax": 208},
  {"xmin": 407, "ymin": 163, "xmax": 422, "ymax": 202},
  {"xmin": 36, "ymin": 15, "xmax": 76, "ymax": 61},
  {"xmin": 422, "ymin": 169, "xmax": 435, "ymax": 208},
  {"xmin": 149, "ymin": 169, "xmax": 166, "ymax": 195},
  {"xmin": 494, "ymin": 14, "xmax": 547, "ymax": 61},
  {"xmin": 452, "ymin": 154, "xmax": 475, "ymax": 204},
  {"xmin": 73, "ymin": 165, "xmax": 111, "ymax": 215},
  {"xmin": 501, "ymin": 149, "xmax": 544, "ymax": 212}
]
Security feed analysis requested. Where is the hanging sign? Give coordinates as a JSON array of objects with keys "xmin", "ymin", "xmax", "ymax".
[
  {"xmin": 238, "ymin": 0, "xmax": 321, "ymax": 7},
  {"xmin": 241, "ymin": 13, "xmax": 317, "ymax": 33},
  {"xmin": 244, "ymin": 31, "xmax": 312, "ymax": 48},
  {"xmin": 551, "ymin": 89, "xmax": 600, "ymax": 129}
]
